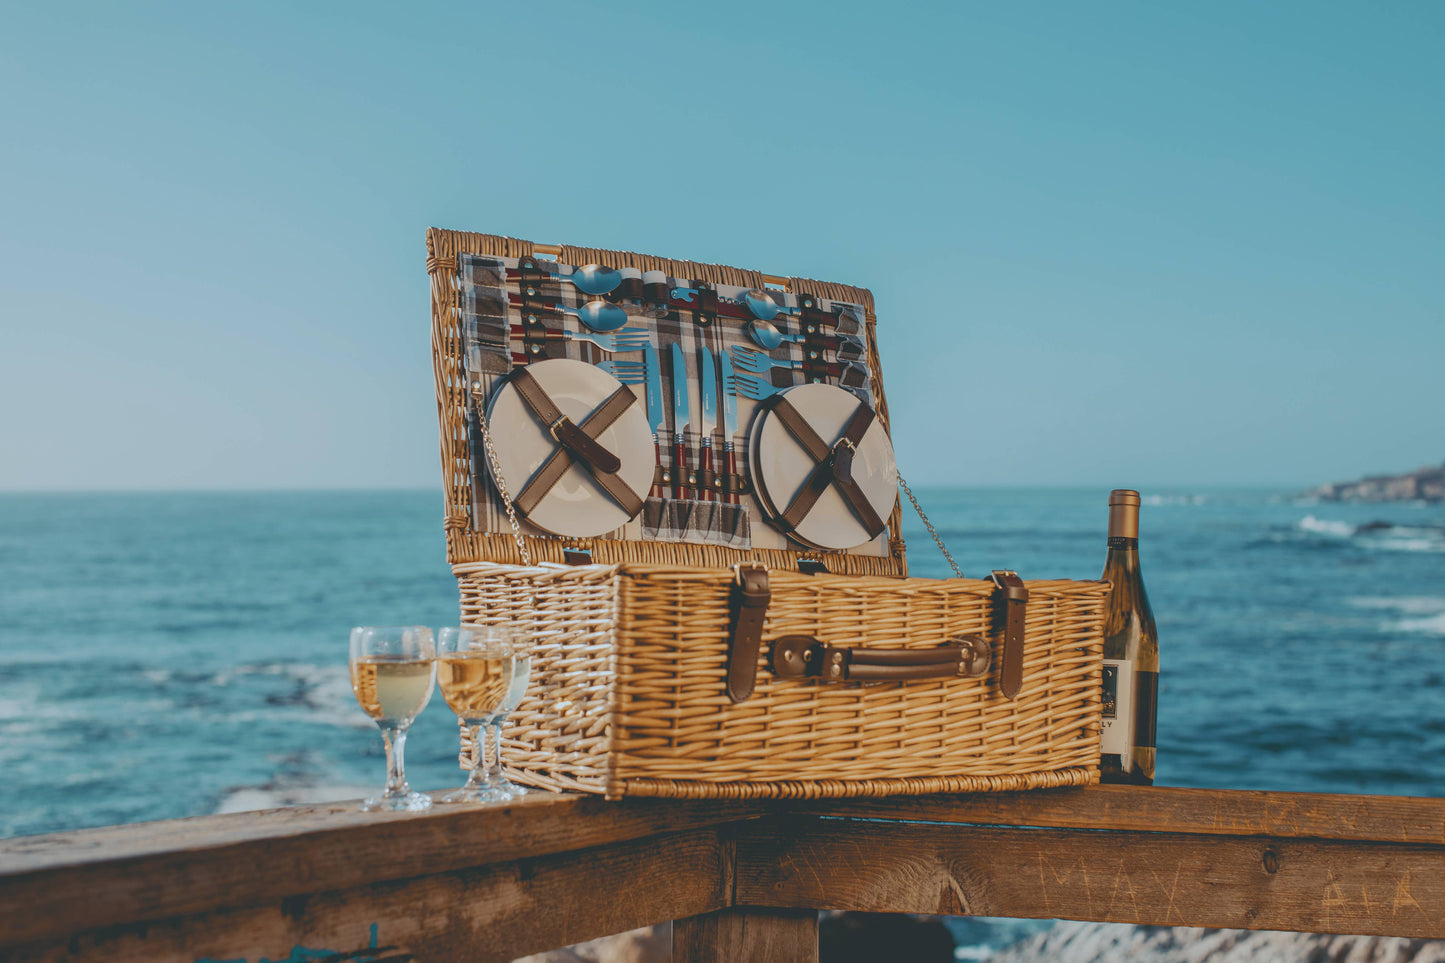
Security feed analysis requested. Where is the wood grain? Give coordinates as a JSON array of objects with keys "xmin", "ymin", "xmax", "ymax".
[
  {"xmin": 736, "ymin": 816, "xmax": 1445, "ymax": 939},
  {"xmin": 11, "ymin": 786, "xmax": 1445, "ymax": 960},
  {"xmin": 802, "ymin": 785, "xmax": 1445, "ymax": 844},
  {"xmin": 673, "ymin": 908, "xmax": 818, "ymax": 963},
  {"xmin": 0, "ymin": 793, "xmax": 770, "ymax": 948},
  {"xmin": 6, "ymin": 828, "xmax": 730, "ymax": 963}
]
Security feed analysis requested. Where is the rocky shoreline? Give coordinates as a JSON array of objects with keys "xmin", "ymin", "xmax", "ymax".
[
  {"xmin": 512, "ymin": 919, "xmax": 1445, "ymax": 962},
  {"xmin": 1307, "ymin": 462, "xmax": 1445, "ymax": 503},
  {"xmin": 991, "ymin": 921, "xmax": 1445, "ymax": 962}
]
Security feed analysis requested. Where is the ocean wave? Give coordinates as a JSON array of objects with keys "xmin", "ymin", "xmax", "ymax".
[
  {"xmin": 1293, "ymin": 516, "xmax": 1445, "ymax": 552},
  {"xmin": 1349, "ymin": 597, "xmax": 1445, "ymax": 616},
  {"xmin": 1141, "ymin": 493, "xmax": 1208, "ymax": 507},
  {"xmin": 1357, "ymin": 525, "xmax": 1445, "ymax": 553},
  {"xmin": 1395, "ymin": 613, "xmax": 1445, "ymax": 636},
  {"xmin": 1298, "ymin": 515, "xmax": 1354, "ymax": 538},
  {"xmin": 210, "ymin": 663, "xmax": 372, "ymax": 731}
]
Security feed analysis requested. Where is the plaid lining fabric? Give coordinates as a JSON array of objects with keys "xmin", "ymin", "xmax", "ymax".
[{"xmin": 457, "ymin": 253, "xmax": 885, "ymax": 556}]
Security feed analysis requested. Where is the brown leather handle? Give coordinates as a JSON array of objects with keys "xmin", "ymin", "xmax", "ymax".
[{"xmin": 772, "ymin": 635, "xmax": 990, "ymax": 683}]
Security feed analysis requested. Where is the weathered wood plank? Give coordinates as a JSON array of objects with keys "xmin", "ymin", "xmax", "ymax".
[
  {"xmin": 736, "ymin": 817, "xmax": 1445, "ymax": 939},
  {"xmin": 804, "ymin": 785, "xmax": 1445, "ymax": 844},
  {"xmin": 673, "ymin": 908, "xmax": 818, "ymax": 963},
  {"xmin": 6, "ymin": 828, "xmax": 731, "ymax": 963},
  {"xmin": 0, "ymin": 793, "xmax": 770, "ymax": 949}
]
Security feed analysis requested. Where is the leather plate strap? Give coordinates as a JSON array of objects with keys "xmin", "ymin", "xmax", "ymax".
[
  {"xmin": 770, "ymin": 397, "xmax": 887, "ymax": 539},
  {"xmin": 508, "ymin": 368, "xmax": 643, "ymax": 518},
  {"xmin": 726, "ymin": 564, "xmax": 771, "ymax": 703},
  {"xmin": 990, "ymin": 570, "xmax": 1029, "ymax": 700}
]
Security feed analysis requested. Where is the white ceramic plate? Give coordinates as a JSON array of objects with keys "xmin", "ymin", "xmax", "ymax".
[
  {"xmin": 748, "ymin": 411, "xmax": 832, "ymax": 551},
  {"xmin": 485, "ymin": 358, "xmax": 653, "ymax": 538},
  {"xmin": 748, "ymin": 383, "xmax": 898, "ymax": 551}
]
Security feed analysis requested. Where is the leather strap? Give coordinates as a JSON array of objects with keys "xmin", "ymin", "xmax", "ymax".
[
  {"xmin": 769, "ymin": 397, "xmax": 886, "ymax": 539},
  {"xmin": 990, "ymin": 570, "xmax": 1029, "ymax": 700},
  {"xmin": 508, "ymin": 369, "xmax": 642, "ymax": 518},
  {"xmin": 726, "ymin": 564, "xmax": 770, "ymax": 703},
  {"xmin": 511, "ymin": 368, "xmax": 621, "ymax": 474}
]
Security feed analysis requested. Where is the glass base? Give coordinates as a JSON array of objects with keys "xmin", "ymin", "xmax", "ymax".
[
  {"xmin": 491, "ymin": 777, "xmax": 529, "ymax": 798},
  {"xmin": 361, "ymin": 791, "xmax": 432, "ymax": 812},
  {"xmin": 439, "ymin": 783, "xmax": 515, "ymax": 804}
]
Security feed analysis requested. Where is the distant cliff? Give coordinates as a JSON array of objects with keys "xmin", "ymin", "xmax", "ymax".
[{"xmin": 1308, "ymin": 462, "xmax": 1445, "ymax": 503}]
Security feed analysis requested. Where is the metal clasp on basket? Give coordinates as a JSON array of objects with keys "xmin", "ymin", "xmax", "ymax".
[{"xmin": 733, "ymin": 561, "xmax": 766, "ymax": 586}]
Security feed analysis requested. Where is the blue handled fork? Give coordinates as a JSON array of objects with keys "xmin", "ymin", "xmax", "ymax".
[
  {"xmin": 726, "ymin": 372, "xmax": 787, "ymax": 401},
  {"xmin": 729, "ymin": 346, "xmax": 870, "ymax": 381},
  {"xmin": 729, "ymin": 373, "xmax": 872, "ymax": 406},
  {"xmin": 595, "ymin": 359, "xmax": 646, "ymax": 384},
  {"xmin": 561, "ymin": 327, "xmax": 651, "ymax": 353}
]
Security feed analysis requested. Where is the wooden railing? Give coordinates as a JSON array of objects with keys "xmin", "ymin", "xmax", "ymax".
[{"xmin": 4, "ymin": 786, "xmax": 1445, "ymax": 962}]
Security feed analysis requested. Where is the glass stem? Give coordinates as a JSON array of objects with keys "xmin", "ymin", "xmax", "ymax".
[
  {"xmin": 488, "ymin": 717, "xmax": 506, "ymax": 784},
  {"xmin": 463, "ymin": 723, "xmax": 490, "ymax": 789},
  {"xmin": 381, "ymin": 724, "xmax": 410, "ymax": 798}
]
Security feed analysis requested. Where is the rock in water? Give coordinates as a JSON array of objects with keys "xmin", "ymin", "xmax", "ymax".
[
  {"xmin": 1307, "ymin": 463, "xmax": 1445, "ymax": 503},
  {"xmin": 989, "ymin": 921, "xmax": 1445, "ymax": 963}
]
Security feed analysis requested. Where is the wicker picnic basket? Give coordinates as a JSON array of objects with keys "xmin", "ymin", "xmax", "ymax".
[{"xmin": 428, "ymin": 227, "xmax": 1108, "ymax": 799}]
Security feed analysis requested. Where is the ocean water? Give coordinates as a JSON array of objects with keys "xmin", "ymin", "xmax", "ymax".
[{"xmin": 3, "ymin": 488, "xmax": 1444, "ymax": 952}]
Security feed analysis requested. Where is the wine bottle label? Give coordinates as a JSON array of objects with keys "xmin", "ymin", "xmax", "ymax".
[
  {"xmin": 1136, "ymin": 669, "xmax": 1159, "ymax": 749},
  {"xmin": 1100, "ymin": 659, "xmax": 1136, "ymax": 765},
  {"xmin": 1107, "ymin": 536, "xmax": 1138, "ymax": 550}
]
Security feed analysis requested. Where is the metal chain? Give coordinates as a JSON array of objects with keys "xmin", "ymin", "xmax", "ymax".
[
  {"xmin": 472, "ymin": 386, "xmax": 532, "ymax": 566},
  {"xmin": 898, "ymin": 473, "xmax": 964, "ymax": 579}
]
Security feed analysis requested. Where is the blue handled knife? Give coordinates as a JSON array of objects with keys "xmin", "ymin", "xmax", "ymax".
[
  {"xmin": 642, "ymin": 344, "xmax": 666, "ymax": 497},
  {"xmin": 699, "ymin": 345, "xmax": 718, "ymax": 502},
  {"xmin": 668, "ymin": 342, "xmax": 691, "ymax": 499},
  {"xmin": 718, "ymin": 350, "xmax": 740, "ymax": 504}
]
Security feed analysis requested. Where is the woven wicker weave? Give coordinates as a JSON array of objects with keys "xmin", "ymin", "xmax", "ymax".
[
  {"xmin": 429, "ymin": 227, "xmax": 1108, "ymax": 799},
  {"xmin": 454, "ymin": 561, "xmax": 1107, "ymax": 799}
]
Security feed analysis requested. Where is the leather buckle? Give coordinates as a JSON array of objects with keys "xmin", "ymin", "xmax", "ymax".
[
  {"xmin": 734, "ymin": 561, "xmax": 766, "ymax": 587},
  {"xmin": 548, "ymin": 415, "xmax": 570, "ymax": 442},
  {"xmin": 989, "ymin": 569, "xmax": 1029, "ymax": 602}
]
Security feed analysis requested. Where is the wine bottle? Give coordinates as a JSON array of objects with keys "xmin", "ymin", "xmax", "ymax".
[{"xmin": 1099, "ymin": 489, "xmax": 1159, "ymax": 785}]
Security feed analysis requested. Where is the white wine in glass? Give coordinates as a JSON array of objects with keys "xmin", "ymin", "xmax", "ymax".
[
  {"xmin": 436, "ymin": 625, "xmax": 524, "ymax": 803},
  {"xmin": 485, "ymin": 648, "xmax": 533, "ymax": 798},
  {"xmin": 349, "ymin": 626, "xmax": 435, "ymax": 812}
]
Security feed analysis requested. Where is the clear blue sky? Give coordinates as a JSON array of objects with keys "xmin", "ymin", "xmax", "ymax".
[{"xmin": 2, "ymin": 2, "xmax": 1440, "ymax": 491}]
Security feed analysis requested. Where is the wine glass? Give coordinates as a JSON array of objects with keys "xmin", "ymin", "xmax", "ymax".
[
  {"xmin": 435, "ymin": 625, "xmax": 531, "ymax": 802},
  {"xmin": 349, "ymin": 625, "xmax": 435, "ymax": 812},
  {"xmin": 485, "ymin": 627, "xmax": 533, "ymax": 799}
]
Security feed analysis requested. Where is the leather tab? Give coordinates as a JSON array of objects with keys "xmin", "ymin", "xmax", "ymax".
[
  {"xmin": 832, "ymin": 438, "xmax": 856, "ymax": 486},
  {"xmin": 551, "ymin": 417, "xmax": 621, "ymax": 474},
  {"xmin": 726, "ymin": 564, "xmax": 770, "ymax": 703},
  {"xmin": 508, "ymin": 371, "xmax": 642, "ymax": 518},
  {"xmin": 990, "ymin": 570, "xmax": 1029, "ymax": 700}
]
